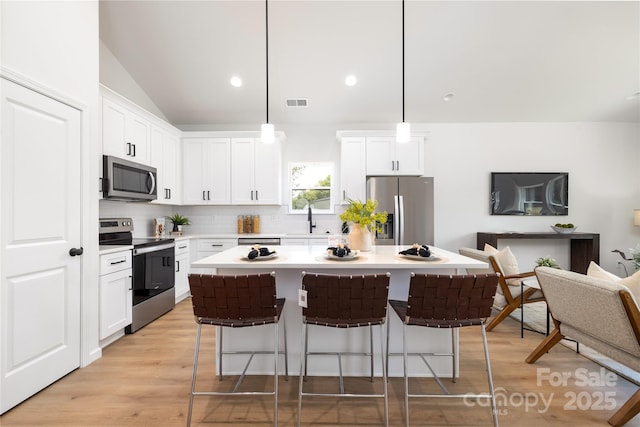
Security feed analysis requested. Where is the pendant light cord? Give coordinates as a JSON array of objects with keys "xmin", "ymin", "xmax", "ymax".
[
  {"xmin": 402, "ymin": 0, "xmax": 405, "ymax": 123},
  {"xmin": 265, "ymin": 0, "xmax": 270, "ymax": 124}
]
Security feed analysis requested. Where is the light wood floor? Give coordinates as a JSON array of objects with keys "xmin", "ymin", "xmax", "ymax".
[{"xmin": 2, "ymin": 299, "xmax": 639, "ymax": 427}]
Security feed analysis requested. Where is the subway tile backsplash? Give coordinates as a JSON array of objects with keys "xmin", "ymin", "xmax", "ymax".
[{"xmin": 99, "ymin": 201, "xmax": 344, "ymax": 237}]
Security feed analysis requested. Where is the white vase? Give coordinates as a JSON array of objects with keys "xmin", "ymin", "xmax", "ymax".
[{"xmin": 348, "ymin": 224, "xmax": 373, "ymax": 252}]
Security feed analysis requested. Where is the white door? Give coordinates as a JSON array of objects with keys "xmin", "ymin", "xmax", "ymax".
[{"xmin": 1, "ymin": 78, "xmax": 82, "ymax": 413}]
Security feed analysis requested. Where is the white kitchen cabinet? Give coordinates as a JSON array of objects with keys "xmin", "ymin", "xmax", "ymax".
[
  {"xmin": 174, "ymin": 240, "xmax": 190, "ymax": 303},
  {"xmin": 281, "ymin": 237, "xmax": 328, "ymax": 246},
  {"xmin": 182, "ymin": 138, "xmax": 231, "ymax": 205},
  {"xmin": 99, "ymin": 249, "xmax": 132, "ymax": 342},
  {"xmin": 340, "ymin": 137, "xmax": 366, "ymax": 203},
  {"xmin": 365, "ymin": 136, "xmax": 424, "ymax": 176},
  {"xmin": 102, "ymin": 96, "xmax": 151, "ymax": 165},
  {"xmin": 191, "ymin": 238, "xmax": 236, "ymax": 274},
  {"xmin": 151, "ymin": 124, "xmax": 181, "ymax": 204},
  {"xmin": 231, "ymin": 138, "xmax": 281, "ymax": 205}
]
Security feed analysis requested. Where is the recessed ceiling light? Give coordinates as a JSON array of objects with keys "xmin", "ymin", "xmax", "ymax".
[
  {"xmin": 443, "ymin": 92, "xmax": 455, "ymax": 102},
  {"xmin": 345, "ymin": 75, "xmax": 357, "ymax": 87},
  {"xmin": 626, "ymin": 91, "xmax": 640, "ymax": 100},
  {"xmin": 230, "ymin": 76, "xmax": 243, "ymax": 87}
]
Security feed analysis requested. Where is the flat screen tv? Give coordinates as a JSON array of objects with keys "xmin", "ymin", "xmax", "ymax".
[{"xmin": 490, "ymin": 172, "xmax": 568, "ymax": 216}]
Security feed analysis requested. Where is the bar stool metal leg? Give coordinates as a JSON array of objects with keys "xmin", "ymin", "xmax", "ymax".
[
  {"xmin": 297, "ymin": 322, "xmax": 307, "ymax": 427},
  {"xmin": 370, "ymin": 325, "xmax": 374, "ymax": 382},
  {"xmin": 187, "ymin": 323, "xmax": 203, "ymax": 427},
  {"xmin": 218, "ymin": 325, "xmax": 223, "ymax": 380}
]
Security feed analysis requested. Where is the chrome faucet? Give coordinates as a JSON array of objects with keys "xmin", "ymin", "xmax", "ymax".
[{"xmin": 308, "ymin": 205, "xmax": 316, "ymax": 234}]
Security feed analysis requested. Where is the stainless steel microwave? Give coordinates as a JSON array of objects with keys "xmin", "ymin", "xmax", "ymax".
[{"xmin": 103, "ymin": 155, "xmax": 157, "ymax": 201}]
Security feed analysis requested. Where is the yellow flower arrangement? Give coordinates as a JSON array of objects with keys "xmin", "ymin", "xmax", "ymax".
[{"xmin": 339, "ymin": 198, "xmax": 388, "ymax": 233}]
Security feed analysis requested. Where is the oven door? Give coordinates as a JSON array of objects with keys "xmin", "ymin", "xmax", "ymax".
[
  {"xmin": 103, "ymin": 155, "xmax": 157, "ymax": 201},
  {"xmin": 132, "ymin": 244, "xmax": 175, "ymax": 305}
]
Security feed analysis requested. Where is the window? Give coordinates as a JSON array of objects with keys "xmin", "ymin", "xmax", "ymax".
[{"xmin": 289, "ymin": 162, "xmax": 334, "ymax": 213}]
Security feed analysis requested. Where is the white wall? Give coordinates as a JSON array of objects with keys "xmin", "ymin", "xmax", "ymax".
[
  {"xmin": 99, "ymin": 41, "xmax": 168, "ymax": 121},
  {"xmin": 1, "ymin": 1, "xmax": 101, "ymax": 366},
  {"xmin": 420, "ymin": 122, "xmax": 640, "ymax": 273}
]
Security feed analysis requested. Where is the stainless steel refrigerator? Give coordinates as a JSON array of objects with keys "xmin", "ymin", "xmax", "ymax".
[{"xmin": 366, "ymin": 176, "xmax": 434, "ymax": 246}]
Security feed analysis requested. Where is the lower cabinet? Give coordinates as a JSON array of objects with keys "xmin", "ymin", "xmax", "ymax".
[
  {"xmin": 191, "ymin": 238, "xmax": 236, "ymax": 274},
  {"xmin": 99, "ymin": 250, "xmax": 132, "ymax": 342},
  {"xmin": 174, "ymin": 240, "xmax": 190, "ymax": 303},
  {"xmin": 281, "ymin": 237, "xmax": 329, "ymax": 246}
]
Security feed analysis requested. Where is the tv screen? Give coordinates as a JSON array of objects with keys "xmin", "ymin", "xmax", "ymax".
[{"xmin": 490, "ymin": 172, "xmax": 568, "ymax": 216}]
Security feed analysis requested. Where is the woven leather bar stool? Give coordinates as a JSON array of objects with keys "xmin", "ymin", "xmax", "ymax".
[
  {"xmin": 186, "ymin": 272, "xmax": 288, "ymax": 427},
  {"xmin": 388, "ymin": 273, "xmax": 500, "ymax": 427},
  {"xmin": 297, "ymin": 272, "xmax": 390, "ymax": 427}
]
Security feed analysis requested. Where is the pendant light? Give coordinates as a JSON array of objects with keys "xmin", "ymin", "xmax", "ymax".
[
  {"xmin": 396, "ymin": 0, "xmax": 410, "ymax": 143},
  {"xmin": 261, "ymin": 0, "xmax": 275, "ymax": 144}
]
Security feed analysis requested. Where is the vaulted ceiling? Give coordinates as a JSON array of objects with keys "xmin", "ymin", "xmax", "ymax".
[{"xmin": 99, "ymin": 1, "xmax": 640, "ymax": 129}]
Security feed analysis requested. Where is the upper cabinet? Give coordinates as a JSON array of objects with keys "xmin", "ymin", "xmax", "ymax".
[
  {"xmin": 365, "ymin": 136, "xmax": 424, "ymax": 176},
  {"xmin": 339, "ymin": 137, "xmax": 366, "ymax": 203},
  {"xmin": 182, "ymin": 137, "xmax": 231, "ymax": 205},
  {"xmin": 101, "ymin": 87, "xmax": 182, "ymax": 205},
  {"xmin": 151, "ymin": 124, "xmax": 181, "ymax": 205},
  {"xmin": 231, "ymin": 138, "xmax": 281, "ymax": 205},
  {"xmin": 102, "ymin": 97, "xmax": 151, "ymax": 165}
]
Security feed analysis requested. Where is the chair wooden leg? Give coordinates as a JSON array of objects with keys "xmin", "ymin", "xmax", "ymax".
[
  {"xmin": 485, "ymin": 300, "xmax": 519, "ymax": 332},
  {"xmin": 609, "ymin": 389, "xmax": 640, "ymax": 427},
  {"xmin": 525, "ymin": 329, "xmax": 563, "ymax": 364}
]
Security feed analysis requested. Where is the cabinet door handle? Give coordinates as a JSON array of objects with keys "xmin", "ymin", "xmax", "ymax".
[
  {"xmin": 110, "ymin": 259, "xmax": 126, "ymax": 265},
  {"xmin": 207, "ymin": 191, "xmax": 210, "ymax": 200},
  {"xmin": 202, "ymin": 190, "xmax": 206, "ymax": 201},
  {"xmin": 168, "ymin": 188, "xmax": 171, "ymax": 199},
  {"xmin": 176, "ymin": 260, "xmax": 180, "ymax": 273},
  {"xmin": 132, "ymin": 144, "xmax": 136, "ymax": 157},
  {"xmin": 178, "ymin": 245, "xmax": 187, "ymax": 250},
  {"xmin": 251, "ymin": 190, "xmax": 254, "ymax": 200},
  {"xmin": 391, "ymin": 160, "xmax": 395, "ymax": 171},
  {"xmin": 211, "ymin": 244, "xmax": 223, "ymax": 247},
  {"xmin": 126, "ymin": 142, "xmax": 132, "ymax": 156},
  {"xmin": 255, "ymin": 190, "xmax": 259, "ymax": 200},
  {"xmin": 396, "ymin": 160, "xmax": 399, "ymax": 170}
]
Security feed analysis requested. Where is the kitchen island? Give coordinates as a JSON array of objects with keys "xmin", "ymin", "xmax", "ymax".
[{"xmin": 191, "ymin": 245, "xmax": 488, "ymax": 378}]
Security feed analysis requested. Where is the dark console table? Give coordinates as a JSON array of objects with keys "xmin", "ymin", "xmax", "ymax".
[{"xmin": 477, "ymin": 232, "xmax": 600, "ymax": 274}]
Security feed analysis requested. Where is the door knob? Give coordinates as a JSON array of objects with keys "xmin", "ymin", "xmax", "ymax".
[{"xmin": 69, "ymin": 247, "xmax": 84, "ymax": 256}]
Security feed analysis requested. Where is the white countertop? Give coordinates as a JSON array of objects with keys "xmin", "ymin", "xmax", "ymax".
[{"xmin": 191, "ymin": 245, "xmax": 487, "ymax": 270}]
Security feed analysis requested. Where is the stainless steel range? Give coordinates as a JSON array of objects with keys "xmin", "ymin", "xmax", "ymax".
[{"xmin": 99, "ymin": 218, "xmax": 175, "ymax": 333}]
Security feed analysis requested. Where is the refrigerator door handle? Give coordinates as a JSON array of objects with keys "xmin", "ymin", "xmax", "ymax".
[
  {"xmin": 394, "ymin": 195, "xmax": 400, "ymax": 245},
  {"xmin": 398, "ymin": 195, "xmax": 405, "ymax": 245}
]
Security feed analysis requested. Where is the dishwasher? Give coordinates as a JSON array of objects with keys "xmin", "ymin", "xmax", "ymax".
[{"xmin": 237, "ymin": 237, "xmax": 281, "ymax": 246}]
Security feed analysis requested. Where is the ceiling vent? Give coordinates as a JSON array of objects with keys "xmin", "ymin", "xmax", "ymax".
[{"xmin": 286, "ymin": 98, "xmax": 308, "ymax": 107}]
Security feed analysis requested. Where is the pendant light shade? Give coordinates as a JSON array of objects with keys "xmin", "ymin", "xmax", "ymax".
[
  {"xmin": 261, "ymin": 0, "xmax": 275, "ymax": 144},
  {"xmin": 396, "ymin": 122, "xmax": 410, "ymax": 143},
  {"xmin": 261, "ymin": 123, "xmax": 275, "ymax": 144},
  {"xmin": 396, "ymin": 0, "xmax": 410, "ymax": 143}
]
